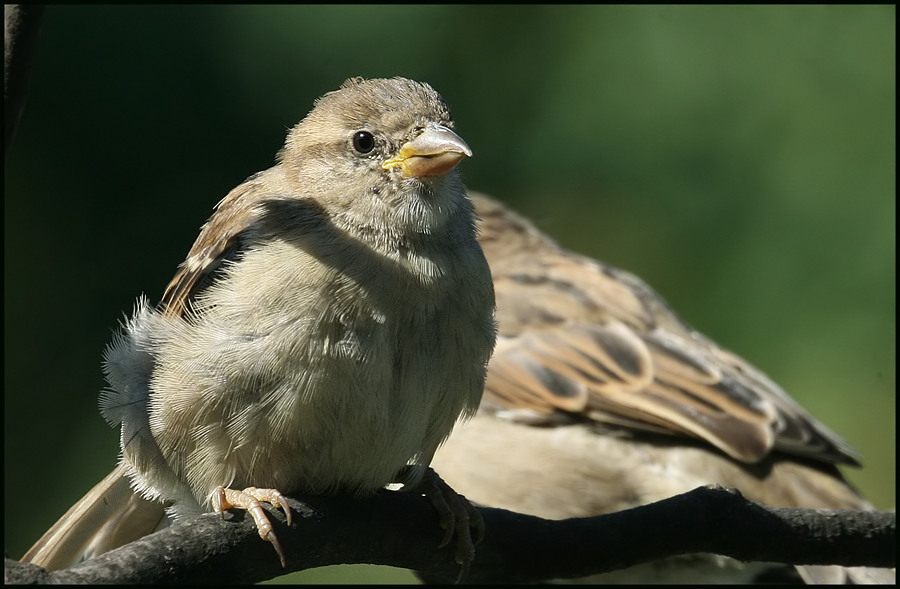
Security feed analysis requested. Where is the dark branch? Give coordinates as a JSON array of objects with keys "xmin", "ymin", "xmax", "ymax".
[{"xmin": 5, "ymin": 486, "xmax": 895, "ymax": 584}]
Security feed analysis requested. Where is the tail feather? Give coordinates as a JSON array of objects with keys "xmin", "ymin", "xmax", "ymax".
[{"xmin": 21, "ymin": 464, "xmax": 166, "ymax": 570}]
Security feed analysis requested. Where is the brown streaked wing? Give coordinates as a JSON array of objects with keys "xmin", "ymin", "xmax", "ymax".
[
  {"xmin": 708, "ymin": 346, "xmax": 862, "ymax": 465},
  {"xmin": 482, "ymin": 319, "xmax": 778, "ymax": 463},
  {"xmin": 472, "ymin": 194, "xmax": 860, "ymax": 467},
  {"xmin": 159, "ymin": 173, "xmax": 269, "ymax": 318}
]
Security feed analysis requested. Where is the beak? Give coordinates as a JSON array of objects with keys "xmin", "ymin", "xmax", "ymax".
[{"xmin": 383, "ymin": 122, "xmax": 472, "ymax": 178}]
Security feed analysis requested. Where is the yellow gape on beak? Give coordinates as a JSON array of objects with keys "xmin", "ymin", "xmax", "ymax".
[{"xmin": 383, "ymin": 122, "xmax": 473, "ymax": 178}]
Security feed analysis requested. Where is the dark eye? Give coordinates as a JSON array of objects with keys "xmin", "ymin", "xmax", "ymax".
[{"xmin": 352, "ymin": 131, "xmax": 375, "ymax": 154}]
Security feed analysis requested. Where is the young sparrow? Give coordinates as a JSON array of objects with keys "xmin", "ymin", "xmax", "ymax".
[
  {"xmin": 430, "ymin": 194, "xmax": 892, "ymax": 583},
  {"xmin": 22, "ymin": 77, "xmax": 496, "ymax": 572}
]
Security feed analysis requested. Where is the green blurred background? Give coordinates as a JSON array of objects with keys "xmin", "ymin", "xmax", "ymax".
[{"xmin": 5, "ymin": 6, "xmax": 894, "ymax": 583}]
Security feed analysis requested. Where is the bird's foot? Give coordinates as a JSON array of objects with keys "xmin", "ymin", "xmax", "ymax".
[
  {"xmin": 404, "ymin": 467, "xmax": 484, "ymax": 583},
  {"xmin": 212, "ymin": 486, "xmax": 293, "ymax": 567}
]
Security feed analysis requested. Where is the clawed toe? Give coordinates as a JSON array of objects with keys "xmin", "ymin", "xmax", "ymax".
[
  {"xmin": 213, "ymin": 486, "xmax": 292, "ymax": 567},
  {"xmin": 411, "ymin": 468, "xmax": 484, "ymax": 582}
]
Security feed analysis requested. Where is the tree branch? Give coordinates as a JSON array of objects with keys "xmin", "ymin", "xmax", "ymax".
[{"xmin": 6, "ymin": 486, "xmax": 895, "ymax": 584}]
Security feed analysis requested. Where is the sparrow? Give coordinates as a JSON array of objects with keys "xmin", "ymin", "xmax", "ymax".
[
  {"xmin": 429, "ymin": 194, "xmax": 893, "ymax": 584},
  {"xmin": 21, "ymin": 77, "xmax": 497, "ymax": 573}
]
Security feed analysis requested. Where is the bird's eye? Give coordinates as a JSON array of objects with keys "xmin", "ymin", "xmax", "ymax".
[{"xmin": 352, "ymin": 131, "xmax": 376, "ymax": 154}]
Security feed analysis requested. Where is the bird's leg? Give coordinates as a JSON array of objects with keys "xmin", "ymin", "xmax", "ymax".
[
  {"xmin": 398, "ymin": 466, "xmax": 485, "ymax": 582},
  {"xmin": 212, "ymin": 486, "xmax": 293, "ymax": 567}
]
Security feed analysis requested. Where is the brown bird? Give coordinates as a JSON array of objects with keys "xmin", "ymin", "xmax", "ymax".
[
  {"xmin": 21, "ymin": 77, "xmax": 496, "ymax": 574},
  {"xmin": 430, "ymin": 194, "xmax": 892, "ymax": 583}
]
